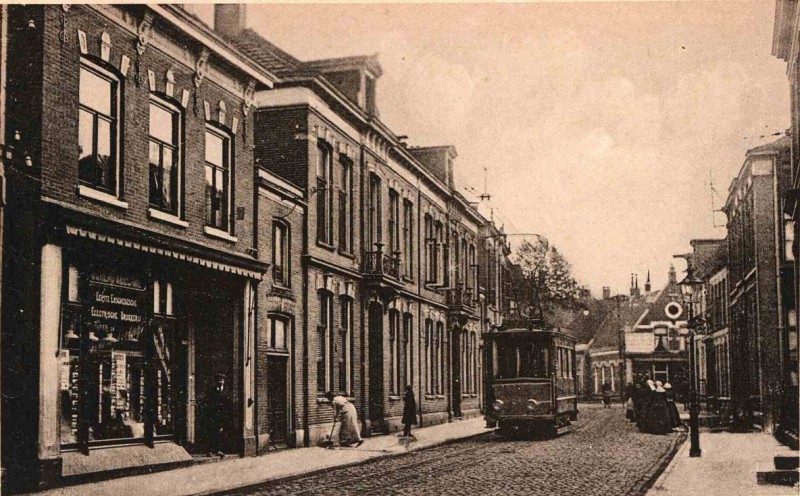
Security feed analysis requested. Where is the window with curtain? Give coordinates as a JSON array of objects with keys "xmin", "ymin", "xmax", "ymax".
[
  {"xmin": 316, "ymin": 143, "xmax": 333, "ymax": 244},
  {"xmin": 204, "ymin": 126, "xmax": 232, "ymax": 231},
  {"xmin": 148, "ymin": 98, "xmax": 181, "ymax": 215},
  {"xmin": 403, "ymin": 200, "xmax": 414, "ymax": 279},
  {"xmin": 338, "ymin": 158, "xmax": 353, "ymax": 253},
  {"xmin": 272, "ymin": 221, "xmax": 290, "ymax": 287},
  {"xmin": 79, "ymin": 61, "xmax": 120, "ymax": 194},
  {"xmin": 339, "ymin": 297, "xmax": 352, "ymax": 394}
]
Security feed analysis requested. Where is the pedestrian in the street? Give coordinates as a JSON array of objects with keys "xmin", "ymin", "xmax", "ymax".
[
  {"xmin": 637, "ymin": 378, "xmax": 655, "ymax": 432},
  {"xmin": 601, "ymin": 381, "xmax": 612, "ymax": 408},
  {"xmin": 663, "ymin": 383, "xmax": 681, "ymax": 429},
  {"xmin": 401, "ymin": 385, "xmax": 417, "ymax": 438},
  {"xmin": 644, "ymin": 381, "xmax": 672, "ymax": 434},
  {"xmin": 205, "ymin": 373, "xmax": 230, "ymax": 457},
  {"xmin": 624, "ymin": 382, "xmax": 636, "ymax": 420},
  {"xmin": 325, "ymin": 391, "xmax": 364, "ymax": 447}
]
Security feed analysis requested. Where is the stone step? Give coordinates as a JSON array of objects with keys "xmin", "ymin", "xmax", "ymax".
[
  {"xmin": 774, "ymin": 455, "xmax": 800, "ymax": 471},
  {"xmin": 756, "ymin": 469, "xmax": 799, "ymax": 487}
]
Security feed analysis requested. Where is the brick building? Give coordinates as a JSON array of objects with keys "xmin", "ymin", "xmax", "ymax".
[
  {"xmin": 723, "ymin": 137, "xmax": 794, "ymax": 434},
  {"xmin": 0, "ymin": 4, "xmax": 278, "ymax": 489},
  {"xmin": 770, "ymin": 0, "xmax": 799, "ymax": 448}
]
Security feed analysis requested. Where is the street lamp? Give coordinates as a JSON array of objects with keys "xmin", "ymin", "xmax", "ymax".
[{"xmin": 678, "ymin": 262, "xmax": 705, "ymax": 458}]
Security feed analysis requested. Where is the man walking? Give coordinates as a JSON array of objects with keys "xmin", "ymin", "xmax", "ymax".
[{"xmin": 206, "ymin": 374, "xmax": 229, "ymax": 457}]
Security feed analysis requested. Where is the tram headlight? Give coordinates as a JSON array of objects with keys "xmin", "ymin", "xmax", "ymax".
[
  {"xmin": 492, "ymin": 400, "xmax": 504, "ymax": 412},
  {"xmin": 527, "ymin": 399, "xmax": 540, "ymax": 412}
]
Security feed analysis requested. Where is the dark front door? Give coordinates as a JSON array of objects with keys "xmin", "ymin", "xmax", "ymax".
[
  {"xmin": 368, "ymin": 303, "xmax": 384, "ymax": 431},
  {"xmin": 452, "ymin": 330, "xmax": 462, "ymax": 418},
  {"xmin": 266, "ymin": 356, "xmax": 288, "ymax": 444}
]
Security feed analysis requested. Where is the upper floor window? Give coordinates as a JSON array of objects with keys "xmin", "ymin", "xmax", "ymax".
[
  {"xmin": 368, "ymin": 173, "xmax": 382, "ymax": 248},
  {"xmin": 149, "ymin": 98, "xmax": 181, "ymax": 216},
  {"xmin": 388, "ymin": 189, "xmax": 400, "ymax": 255},
  {"xmin": 425, "ymin": 214, "xmax": 435, "ymax": 284},
  {"xmin": 272, "ymin": 221, "xmax": 290, "ymax": 287},
  {"xmin": 204, "ymin": 126, "xmax": 232, "ymax": 231},
  {"xmin": 403, "ymin": 200, "xmax": 414, "ymax": 279},
  {"xmin": 338, "ymin": 158, "xmax": 353, "ymax": 253},
  {"xmin": 79, "ymin": 62, "xmax": 120, "ymax": 195},
  {"xmin": 316, "ymin": 143, "xmax": 333, "ymax": 245}
]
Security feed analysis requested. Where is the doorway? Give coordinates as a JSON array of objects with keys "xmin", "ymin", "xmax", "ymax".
[
  {"xmin": 368, "ymin": 303, "xmax": 385, "ymax": 431},
  {"xmin": 266, "ymin": 356, "xmax": 288, "ymax": 445}
]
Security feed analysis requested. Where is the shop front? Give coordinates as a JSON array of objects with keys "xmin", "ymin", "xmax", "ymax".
[{"xmin": 30, "ymin": 225, "xmax": 265, "ymax": 484}]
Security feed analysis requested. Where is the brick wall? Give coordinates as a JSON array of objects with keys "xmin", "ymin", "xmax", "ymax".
[{"xmin": 38, "ymin": 5, "xmax": 257, "ymax": 257}]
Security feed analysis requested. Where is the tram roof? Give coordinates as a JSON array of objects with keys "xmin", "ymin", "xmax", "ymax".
[{"xmin": 484, "ymin": 328, "xmax": 577, "ymax": 343}]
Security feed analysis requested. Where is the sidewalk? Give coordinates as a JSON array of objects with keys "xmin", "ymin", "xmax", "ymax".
[
  {"xmin": 26, "ymin": 417, "xmax": 491, "ymax": 496},
  {"xmin": 648, "ymin": 431, "xmax": 799, "ymax": 496}
]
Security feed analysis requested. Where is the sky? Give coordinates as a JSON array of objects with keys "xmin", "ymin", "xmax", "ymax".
[{"xmin": 199, "ymin": 1, "xmax": 790, "ymax": 295}]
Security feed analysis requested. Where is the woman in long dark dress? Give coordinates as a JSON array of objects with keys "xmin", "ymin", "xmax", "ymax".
[
  {"xmin": 644, "ymin": 381, "xmax": 672, "ymax": 434},
  {"xmin": 664, "ymin": 383, "xmax": 681, "ymax": 428},
  {"xmin": 402, "ymin": 385, "xmax": 417, "ymax": 438}
]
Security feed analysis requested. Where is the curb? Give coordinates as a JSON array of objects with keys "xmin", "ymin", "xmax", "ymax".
[
  {"xmin": 200, "ymin": 428, "xmax": 493, "ymax": 496},
  {"xmin": 625, "ymin": 431, "xmax": 688, "ymax": 496}
]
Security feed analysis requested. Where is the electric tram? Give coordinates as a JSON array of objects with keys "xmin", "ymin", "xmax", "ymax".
[{"xmin": 484, "ymin": 327, "xmax": 578, "ymax": 438}]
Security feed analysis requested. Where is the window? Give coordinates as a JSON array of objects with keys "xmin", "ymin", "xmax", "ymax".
[
  {"xmin": 339, "ymin": 298, "xmax": 353, "ymax": 394},
  {"xmin": 317, "ymin": 143, "xmax": 333, "ymax": 244},
  {"xmin": 389, "ymin": 189, "xmax": 400, "ymax": 257},
  {"xmin": 389, "ymin": 310, "xmax": 400, "ymax": 395},
  {"xmin": 653, "ymin": 363, "xmax": 669, "ymax": 384},
  {"xmin": 403, "ymin": 200, "xmax": 414, "ymax": 279},
  {"xmin": 425, "ymin": 319, "xmax": 433, "ymax": 394},
  {"xmin": 338, "ymin": 158, "xmax": 353, "ymax": 252},
  {"xmin": 272, "ymin": 221, "xmax": 290, "ymax": 287},
  {"xmin": 435, "ymin": 222, "xmax": 444, "ymax": 285},
  {"xmin": 404, "ymin": 314, "xmax": 413, "ymax": 390},
  {"xmin": 79, "ymin": 62, "xmax": 120, "ymax": 194},
  {"xmin": 785, "ymin": 217, "xmax": 795, "ymax": 262},
  {"xmin": 204, "ymin": 127, "xmax": 232, "ymax": 231},
  {"xmin": 436, "ymin": 322, "xmax": 445, "ymax": 394},
  {"xmin": 269, "ymin": 316, "xmax": 288, "ymax": 350},
  {"xmin": 149, "ymin": 98, "xmax": 181, "ymax": 215},
  {"xmin": 469, "ymin": 245, "xmax": 476, "ymax": 293},
  {"xmin": 153, "ymin": 279, "xmax": 175, "ymax": 316},
  {"xmin": 368, "ymin": 173, "xmax": 382, "ymax": 248},
  {"xmin": 425, "ymin": 215, "xmax": 435, "ymax": 283},
  {"xmin": 317, "ymin": 292, "xmax": 333, "ymax": 393}
]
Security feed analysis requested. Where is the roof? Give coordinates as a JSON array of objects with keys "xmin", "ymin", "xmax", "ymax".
[
  {"xmin": 228, "ymin": 28, "xmax": 301, "ymax": 77},
  {"xmin": 591, "ymin": 303, "xmax": 646, "ymax": 350},
  {"xmin": 695, "ymin": 242, "xmax": 727, "ymax": 280},
  {"xmin": 746, "ymin": 135, "xmax": 790, "ymax": 156},
  {"xmin": 638, "ymin": 280, "xmax": 683, "ymax": 325},
  {"xmin": 564, "ymin": 300, "xmax": 611, "ymax": 345}
]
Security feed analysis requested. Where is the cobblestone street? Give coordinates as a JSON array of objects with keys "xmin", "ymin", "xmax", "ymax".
[{"xmin": 226, "ymin": 405, "xmax": 685, "ymax": 496}]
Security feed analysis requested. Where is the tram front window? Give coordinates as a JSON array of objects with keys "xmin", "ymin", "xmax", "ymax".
[
  {"xmin": 497, "ymin": 343, "xmax": 518, "ymax": 379},
  {"xmin": 519, "ymin": 341, "xmax": 547, "ymax": 378}
]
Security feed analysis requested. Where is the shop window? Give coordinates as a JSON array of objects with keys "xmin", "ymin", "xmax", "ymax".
[
  {"xmin": 78, "ymin": 60, "xmax": 120, "ymax": 195},
  {"xmin": 272, "ymin": 221, "xmax": 290, "ymax": 287},
  {"xmin": 268, "ymin": 316, "xmax": 288, "ymax": 350},
  {"xmin": 59, "ymin": 266, "xmax": 177, "ymax": 448},
  {"xmin": 148, "ymin": 98, "xmax": 182, "ymax": 216},
  {"xmin": 204, "ymin": 126, "xmax": 232, "ymax": 231},
  {"xmin": 653, "ymin": 363, "xmax": 669, "ymax": 384}
]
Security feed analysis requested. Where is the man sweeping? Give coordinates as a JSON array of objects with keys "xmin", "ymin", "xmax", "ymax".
[{"xmin": 325, "ymin": 391, "xmax": 364, "ymax": 447}]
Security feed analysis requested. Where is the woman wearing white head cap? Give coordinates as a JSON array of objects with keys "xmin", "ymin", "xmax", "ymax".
[
  {"xmin": 663, "ymin": 383, "xmax": 681, "ymax": 428},
  {"xmin": 644, "ymin": 381, "xmax": 672, "ymax": 434}
]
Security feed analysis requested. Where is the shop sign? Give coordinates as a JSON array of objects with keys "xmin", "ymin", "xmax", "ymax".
[
  {"xmin": 88, "ymin": 269, "xmax": 146, "ymax": 342},
  {"xmin": 626, "ymin": 333, "xmax": 655, "ymax": 354}
]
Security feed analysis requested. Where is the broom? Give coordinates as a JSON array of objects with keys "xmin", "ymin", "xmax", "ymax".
[{"xmin": 320, "ymin": 417, "xmax": 337, "ymax": 449}]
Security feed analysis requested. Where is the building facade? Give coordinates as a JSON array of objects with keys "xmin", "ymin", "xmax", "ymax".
[
  {"xmin": 770, "ymin": 0, "xmax": 800, "ymax": 448},
  {"xmin": 724, "ymin": 137, "xmax": 794, "ymax": 434},
  {"xmin": 1, "ymin": 4, "xmax": 281, "ymax": 489}
]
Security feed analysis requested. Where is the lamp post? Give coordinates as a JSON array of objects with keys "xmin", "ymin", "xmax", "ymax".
[{"xmin": 678, "ymin": 262, "xmax": 705, "ymax": 458}]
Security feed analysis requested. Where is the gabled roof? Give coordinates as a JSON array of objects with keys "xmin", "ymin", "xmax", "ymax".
[
  {"xmin": 228, "ymin": 28, "xmax": 301, "ymax": 77},
  {"xmin": 591, "ymin": 303, "xmax": 647, "ymax": 350},
  {"xmin": 565, "ymin": 300, "xmax": 611, "ymax": 345},
  {"xmin": 746, "ymin": 135, "xmax": 790, "ymax": 156},
  {"xmin": 638, "ymin": 280, "xmax": 683, "ymax": 325}
]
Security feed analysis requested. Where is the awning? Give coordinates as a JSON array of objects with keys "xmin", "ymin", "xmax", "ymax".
[{"xmin": 66, "ymin": 225, "xmax": 264, "ymax": 280}]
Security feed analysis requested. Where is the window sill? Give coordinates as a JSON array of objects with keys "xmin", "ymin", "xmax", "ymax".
[
  {"xmin": 337, "ymin": 249, "xmax": 355, "ymax": 260},
  {"xmin": 204, "ymin": 226, "xmax": 238, "ymax": 243},
  {"xmin": 77, "ymin": 185, "xmax": 129, "ymax": 209},
  {"xmin": 148, "ymin": 208, "xmax": 188, "ymax": 228},
  {"xmin": 316, "ymin": 240, "xmax": 336, "ymax": 251},
  {"xmin": 316, "ymin": 395, "xmax": 355, "ymax": 404},
  {"xmin": 389, "ymin": 395, "xmax": 401, "ymax": 401}
]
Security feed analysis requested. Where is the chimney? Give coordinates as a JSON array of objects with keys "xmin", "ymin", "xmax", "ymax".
[
  {"xmin": 214, "ymin": 4, "xmax": 246, "ymax": 39},
  {"xmin": 645, "ymin": 270, "xmax": 651, "ymax": 293},
  {"xmin": 668, "ymin": 264, "xmax": 677, "ymax": 284},
  {"xmin": 602, "ymin": 286, "xmax": 611, "ymax": 300}
]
